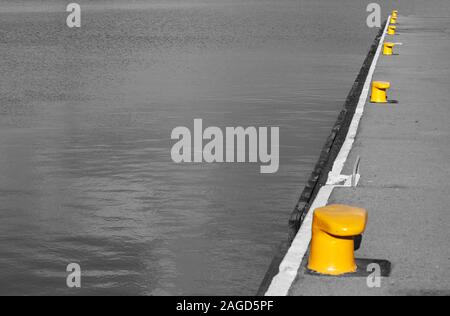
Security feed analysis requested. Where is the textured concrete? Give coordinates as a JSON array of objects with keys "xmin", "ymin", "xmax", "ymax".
[{"xmin": 290, "ymin": 16, "xmax": 450, "ymax": 296}]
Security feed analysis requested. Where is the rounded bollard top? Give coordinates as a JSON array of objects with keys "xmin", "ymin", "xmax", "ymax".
[
  {"xmin": 373, "ymin": 81, "xmax": 391, "ymax": 89},
  {"xmin": 313, "ymin": 204, "xmax": 368, "ymax": 237}
]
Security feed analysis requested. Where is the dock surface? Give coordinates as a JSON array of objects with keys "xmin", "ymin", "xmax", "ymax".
[{"xmin": 289, "ymin": 16, "xmax": 450, "ymax": 296}]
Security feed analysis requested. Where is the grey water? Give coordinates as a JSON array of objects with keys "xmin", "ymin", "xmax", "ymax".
[{"xmin": 0, "ymin": 0, "xmax": 440, "ymax": 295}]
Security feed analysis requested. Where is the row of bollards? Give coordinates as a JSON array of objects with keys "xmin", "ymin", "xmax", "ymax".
[
  {"xmin": 306, "ymin": 10, "xmax": 399, "ymax": 277},
  {"xmin": 372, "ymin": 10, "xmax": 399, "ymax": 104}
]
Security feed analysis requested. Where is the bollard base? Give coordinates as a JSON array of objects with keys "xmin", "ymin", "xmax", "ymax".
[{"xmin": 306, "ymin": 258, "xmax": 391, "ymax": 278}]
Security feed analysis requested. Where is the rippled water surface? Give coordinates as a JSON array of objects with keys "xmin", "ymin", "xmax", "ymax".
[{"xmin": 0, "ymin": 0, "xmax": 432, "ymax": 295}]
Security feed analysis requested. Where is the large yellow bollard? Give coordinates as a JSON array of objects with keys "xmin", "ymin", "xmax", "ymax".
[
  {"xmin": 371, "ymin": 81, "xmax": 391, "ymax": 103},
  {"xmin": 383, "ymin": 42, "xmax": 395, "ymax": 56},
  {"xmin": 388, "ymin": 25, "xmax": 397, "ymax": 35},
  {"xmin": 308, "ymin": 205, "xmax": 368, "ymax": 276}
]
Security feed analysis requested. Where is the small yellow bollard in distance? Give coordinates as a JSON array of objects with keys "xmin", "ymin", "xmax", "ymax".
[
  {"xmin": 390, "ymin": 17, "xmax": 397, "ymax": 25},
  {"xmin": 371, "ymin": 81, "xmax": 391, "ymax": 103},
  {"xmin": 388, "ymin": 25, "xmax": 397, "ymax": 35},
  {"xmin": 307, "ymin": 205, "xmax": 368, "ymax": 276},
  {"xmin": 383, "ymin": 42, "xmax": 395, "ymax": 56},
  {"xmin": 392, "ymin": 10, "xmax": 398, "ymax": 18}
]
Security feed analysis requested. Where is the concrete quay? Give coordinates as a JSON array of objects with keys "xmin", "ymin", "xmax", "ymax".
[{"xmin": 287, "ymin": 16, "xmax": 450, "ymax": 296}]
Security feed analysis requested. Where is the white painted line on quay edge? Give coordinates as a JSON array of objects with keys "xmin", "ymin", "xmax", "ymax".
[{"xmin": 264, "ymin": 17, "xmax": 391, "ymax": 297}]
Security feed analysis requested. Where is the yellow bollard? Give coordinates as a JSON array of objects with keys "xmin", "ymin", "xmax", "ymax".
[
  {"xmin": 307, "ymin": 205, "xmax": 368, "ymax": 276},
  {"xmin": 390, "ymin": 17, "xmax": 397, "ymax": 25},
  {"xmin": 383, "ymin": 42, "xmax": 395, "ymax": 56},
  {"xmin": 371, "ymin": 81, "xmax": 391, "ymax": 103},
  {"xmin": 392, "ymin": 10, "xmax": 398, "ymax": 18},
  {"xmin": 388, "ymin": 25, "xmax": 397, "ymax": 35}
]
